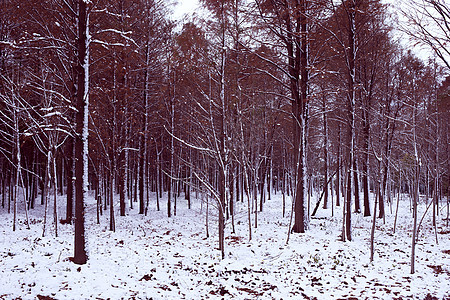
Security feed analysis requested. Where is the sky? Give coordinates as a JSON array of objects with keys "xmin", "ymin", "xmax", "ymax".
[{"xmin": 173, "ymin": 0, "xmax": 200, "ymax": 20}]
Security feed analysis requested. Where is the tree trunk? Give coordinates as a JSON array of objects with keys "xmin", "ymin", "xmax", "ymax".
[
  {"xmin": 370, "ymin": 181, "xmax": 379, "ymax": 262},
  {"xmin": 322, "ymin": 93, "xmax": 329, "ymax": 210},
  {"xmin": 109, "ymin": 170, "xmax": 115, "ymax": 232},
  {"xmin": 1, "ymin": 166, "xmax": 6, "ymax": 209},
  {"xmin": 361, "ymin": 88, "xmax": 371, "ymax": 217},
  {"xmin": 119, "ymin": 156, "xmax": 126, "ymax": 216},
  {"xmin": 411, "ymin": 166, "xmax": 419, "ymax": 274},
  {"xmin": 336, "ymin": 124, "xmax": 341, "ymax": 207},
  {"xmin": 73, "ymin": 0, "xmax": 89, "ymax": 265},
  {"xmin": 139, "ymin": 141, "xmax": 145, "ymax": 214},
  {"xmin": 52, "ymin": 150, "xmax": 58, "ymax": 237},
  {"xmin": 292, "ymin": 0, "xmax": 309, "ymax": 234},
  {"xmin": 156, "ymin": 146, "xmax": 161, "ymax": 211},
  {"xmin": 42, "ymin": 151, "xmax": 51, "ymax": 237},
  {"xmin": 353, "ymin": 159, "xmax": 360, "ymax": 213},
  {"xmin": 344, "ymin": 0, "xmax": 357, "ymax": 242},
  {"xmin": 12, "ymin": 108, "xmax": 19, "ymax": 232},
  {"xmin": 345, "ymin": 165, "xmax": 352, "ymax": 241},
  {"xmin": 65, "ymin": 137, "xmax": 74, "ymax": 224}
]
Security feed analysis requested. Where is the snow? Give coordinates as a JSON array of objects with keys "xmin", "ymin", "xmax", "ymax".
[{"xmin": 0, "ymin": 191, "xmax": 449, "ymax": 299}]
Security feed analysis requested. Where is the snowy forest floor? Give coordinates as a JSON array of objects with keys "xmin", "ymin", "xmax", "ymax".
[{"xmin": 0, "ymin": 191, "xmax": 449, "ymax": 299}]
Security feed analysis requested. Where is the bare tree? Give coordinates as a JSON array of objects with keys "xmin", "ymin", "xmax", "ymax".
[
  {"xmin": 0, "ymin": 77, "xmax": 31, "ymax": 232},
  {"xmin": 254, "ymin": 0, "xmax": 319, "ymax": 234},
  {"xmin": 401, "ymin": 0, "xmax": 450, "ymax": 69}
]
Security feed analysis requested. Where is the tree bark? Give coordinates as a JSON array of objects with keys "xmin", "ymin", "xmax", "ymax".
[
  {"xmin": 73, "ymin": 0, "xmax": 89, "ymax": 265},
  {"xmin": 65, "ymin": 137, "xmax": 74, "ymax": 223},
  {"xmin": 336, "ymin": 124, "xmax": 341, "ymax": 207},
  {"xmin": 353, "ymin": 159, "xmax": 360, "ymax": 213},
  {"xmin": 292, "ymin": 0, "xmax": 309, "ymax": 234},
  {"xmin": 322, "ymin": 93, "xmax": 329, "ymax": 209},
  {"xmin": 344, "ymin": 0, "xmax": 357, "ymax": 242}
]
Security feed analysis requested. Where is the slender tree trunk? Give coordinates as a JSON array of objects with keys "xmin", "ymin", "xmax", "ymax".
[
  {"xmin": 370, "ymin": 181, "xmax": 379, "ymax": 262},
  {"xmin": 205, "ymin": 192, "xmax": 209, "ymax": 238},
  {"xmin": 42, "ymin": 151, "xmax": 51, "ymax": 237},
  {"xmin": 282, "ymin": 156, "xmax": 286, "ymax": 217},
  {"xmin": 259, "ymin": 161, "xmax": 265, "ymax": 212},
  {"xmin": 411, "ymin": 166, "xmax": 419, "ymax": 274},
  {"xmin": 156, "ymin": 147, "xmax": 161, "ymax": 211},
  {"xmin": 218, "ymin": 47, "xmax": 226, "ymax": 260},
  {"xmin": 65, "ymin": 137, "xmax": 74, "ymax": 223},
  {"xmin": 345, "ymin": 164, "xmax": 352, "ymax": 241},
  {"xmin": 1, "ymin": 167, "xmax": 6, "ymax": 208},
  {"xmin": 331, "ymin": 173, "xmax": 334, "ymax": 217},
  {"xmin": 186, "ymin": 160, "xmax": 192, "ymax": 209},
  {"xmin": 336, "ymin": 123, "xmax": 341, "ymax": 207},
  {"xmin": 167, "ymin": 92, "xmax": 174, "ymax": 218},
  {"xmin": 379, "ymin": 168, "xmax": 386, "ymax": 219},
  {"xmin": 139, "ymin": 142, "xmax": 145, "ymax": 214},
  {"xmin": 322, "ymin": 92, "xmax": 329, "ymax": 210},
  {"xmin": 354, "ymin": 159, "xmax": 360, "ymax": 213},
  {"xmin": 109, "ymin": 171, "xmax": 115, "ymax": 232},
  {"xmin": 58, "ymin": 156, "xmax": 64, "ymax": 196},
  {"xmin": 96, "ymin": 174, "xmax": 100, "ymax": 224},
  {"xmin": 362, "ymin": 98, "xmax": 370, "ymax": 217},
  {"xmin": 129, "ymin": 165, "xmax": 133, "ymax": 209},
  {"xmin": 230, "ymin": 167, "xmax": 235, "ymax": 234},
  {"xmin": 393, "ymin": 171, "xmax": 401, "ymax": 234},
  {"xmin": 411, "ymin": 92, "xmax": 420, "ymax": 274},
  {"xmin": 140, "ymin": 34, "xmax": 152, "ymax": 215},
  {"xmin": 174, "ymin": 166, "xmax": 178, "ymax": 216},
  {"xmin": 119, "ymin": 146, "xmax": 126, "ymax": 216},
  {"xmin": 167, "ymin": 166, "xmax": 172, "ymax": 218},
  {"xmin": 253, "ymin": 170, "xmax": 258, "ymax": 228},
  {"xmin": 9, "ymin": 169, "xmax": 13, "ymax": 214},
  {"xmin": 13, "ymin": 108, "xmax": 20, "ymax": 232},
  {"xmin": 52, "ymin": 149, "xmax": 58, "ymax": 237},
  {"xmin": 31, "ymin": 152, "xmax": 38, "ymax": 209},
  {"xmin": 244, "ymin": 164, "xmax": 252, "ymax": 241},
  {"xmin": 103, "ymin": 167, "xmax": 108, "ymax": 211},
  {"xmin": 341, "ymin": 172, "xmax": 347, "ymax": 242}
]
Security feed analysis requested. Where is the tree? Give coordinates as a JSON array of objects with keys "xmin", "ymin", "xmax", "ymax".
[
  {"xmin": 323, "ymin": 0, "xmax": 360, "ymax": 241},
  {"xmin": 320, "ymin": 0, "xmax": 393, "ymax": 238},
  {"xmin": 74, "ymin": 0, "xmax": 90, "ymax": 265},
  {"xmin": 0, "ymin": 77, "xmax": 31, "ymax": 232},
  {"xmin": 255, "ymin": 0, "xmax": 319, "ymax": 234},
  {"xmin": 402, "ymin": 0, "xmax": 450, "ymax": 70},
  {"xmin": 172, "ymin": 16, "xmax": 229, "ymax": 257}
]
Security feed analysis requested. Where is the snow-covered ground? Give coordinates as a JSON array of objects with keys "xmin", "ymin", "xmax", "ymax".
[{"xmin": 0, "ymin": 191, "xmax": 449, "ymax": 299}]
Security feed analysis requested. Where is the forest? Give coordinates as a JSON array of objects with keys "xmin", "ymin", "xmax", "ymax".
[{"xmin": 0, "ymin": 0, "xmax": 449, "ymax": 299}]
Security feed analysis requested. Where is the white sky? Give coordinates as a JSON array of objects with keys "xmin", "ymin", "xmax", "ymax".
[{"xmin": 173, "ymin": 0, "xmax": 200, "ymax": 20}]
